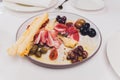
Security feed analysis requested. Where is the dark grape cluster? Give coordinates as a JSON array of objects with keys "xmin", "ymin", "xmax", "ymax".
[
  {"xmin": 80, "ymin": 23, "xmax": 96, "ymax": 37},
  {"xmin": 56, "ymin": 15, "xmax": 67, "ymax": 24},
  {"xmin": 67, "ymin": 45, "xmax": 88, "ymax": 63}
]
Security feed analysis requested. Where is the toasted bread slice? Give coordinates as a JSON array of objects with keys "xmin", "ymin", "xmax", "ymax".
[{"xmin": 8, "ymin": 13, "xmax": 48, "ymax": 56}]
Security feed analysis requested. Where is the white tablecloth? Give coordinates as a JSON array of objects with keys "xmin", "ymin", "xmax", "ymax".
[{"xmin": 0, "ymin": 0, "xmax": 120, "ymax": 80}]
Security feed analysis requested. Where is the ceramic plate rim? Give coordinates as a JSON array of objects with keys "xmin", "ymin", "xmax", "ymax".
[
  {"xmin": 70, "ymin": 0, "xmax": 105, "ymax": 11},
  {"xmin": 107, "ymin": 32, "xmax": 120, "ymax": 76}
]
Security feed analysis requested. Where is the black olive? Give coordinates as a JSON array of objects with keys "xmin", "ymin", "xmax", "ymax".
[
  {"xmin": 88, "ymin": 28, "xmax": 96, "ymax": 37},
  {"xmin": 84, "ymin": 23, "xmax": 90, "ymax": 29},
  {"xmin": 80, "ymin": 27, "xmax": 88, "ymax": 36},
  {"xmin": 81, "ymin": 23, "xmax": 90, "ymax": 33}
]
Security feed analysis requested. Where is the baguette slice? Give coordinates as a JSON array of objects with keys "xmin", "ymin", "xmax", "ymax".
[{"xmin": 8, "ymin": 13, "xmax": 48, "ymax": 56}]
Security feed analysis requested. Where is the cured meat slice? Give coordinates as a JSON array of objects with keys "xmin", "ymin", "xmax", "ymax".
[{"xmin": 54, "ymin": 23, "xmax": 67, "ymax": 32}]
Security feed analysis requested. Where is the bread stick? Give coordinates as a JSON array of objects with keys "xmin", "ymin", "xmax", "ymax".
[
  {"xmin": 8, "ymin": 13, "xmax": 48, "ymax": 56},
  {"xmin": 17, "ymin": 13, "xmax": 48, "ymax": 56}
]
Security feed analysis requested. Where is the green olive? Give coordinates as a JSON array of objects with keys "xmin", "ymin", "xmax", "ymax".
[
  {"xmin": 35, "ymin": 51, "xmax": 42, "ymax": 57},
  {"xmin": 79, "ymin": 19, "xmax": 86, "ymax": 25},
  {"xmin": 40, "ymin": 47, "xmax": 48, "ymax": 54},
  {"xmin": 75, "ymin": 21, "xmax": 82, "ymax": 29},
  {"xmin": 74, "ymin": 19, "xmax": 86, "ymax": 29},
  {"xmin": 29, "ymin": 45, "xmax": 38, "ymax": 54}
]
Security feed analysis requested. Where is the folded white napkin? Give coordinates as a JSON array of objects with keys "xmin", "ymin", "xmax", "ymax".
[{"xmin": 4, "ymin": 0, "xmax": 52, "ymax": 7}]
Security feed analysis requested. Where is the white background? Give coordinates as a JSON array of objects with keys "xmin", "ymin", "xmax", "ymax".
[{"xmin": 0, "ymin": 0, "xmax": 120, "ymax": 80}]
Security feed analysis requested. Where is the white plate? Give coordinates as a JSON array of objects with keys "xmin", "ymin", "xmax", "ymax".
[
  {"xmin": 3, "ymin": 0, "xmax": 58, "ymax": 12},
  {"xmin": 16, "ymin": 12, "xmax": 102, "ymax": 68},
  {"xmin": 107, "ymin": 32, "xmax": 120, "ymax": 76},
  {"xmin": 71, "ymin": 0, "xmax": 105, "ymax": 11}
]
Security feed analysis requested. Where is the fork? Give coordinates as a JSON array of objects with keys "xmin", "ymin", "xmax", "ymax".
[{"xmin": 56, "ymin": 0, "xmax": 68, "ymax": 10}]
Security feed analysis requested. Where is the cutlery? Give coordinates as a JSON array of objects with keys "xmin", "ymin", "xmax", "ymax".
[{"xmin": 57, "ymin": 0, "xmax": 68, "ymax": 10}]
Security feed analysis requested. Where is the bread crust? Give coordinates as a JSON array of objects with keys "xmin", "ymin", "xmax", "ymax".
[{"xmin": 8, "ymin": 13, "xmax": 48, "ymax": 56}]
